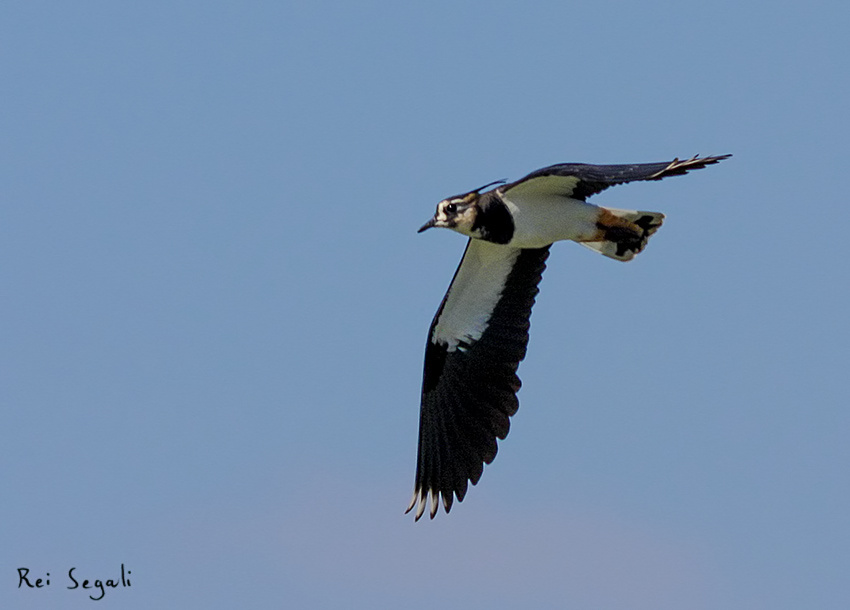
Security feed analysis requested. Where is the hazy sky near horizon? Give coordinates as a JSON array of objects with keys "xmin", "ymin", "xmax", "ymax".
[{"xmin": 3, "ymin": 1, "xmax": 849, "ymax": 608}]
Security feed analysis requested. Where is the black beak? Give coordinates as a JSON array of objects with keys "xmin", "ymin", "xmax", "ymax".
[{"xmin": 417, "ymin": 218, "xmax": 436, "ymax": 233}]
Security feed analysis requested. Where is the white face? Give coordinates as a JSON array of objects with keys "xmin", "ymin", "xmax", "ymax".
[{"xmin": 433, "ymin": 198, "xmax": 478, "ymax": 236}]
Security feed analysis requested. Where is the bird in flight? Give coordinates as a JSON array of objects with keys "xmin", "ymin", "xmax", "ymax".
[{"xmin": 407, "ymin": 154, "xmax": 731, "ymax": 521}]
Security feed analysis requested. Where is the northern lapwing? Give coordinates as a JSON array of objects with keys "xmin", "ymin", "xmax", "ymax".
[{"xmin": 408, "ymin": 154, "xmax": 731, "ymax": 520}]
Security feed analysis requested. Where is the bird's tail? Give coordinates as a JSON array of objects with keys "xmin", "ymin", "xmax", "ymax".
[{"xmin": 580, "ymin": 207, "xmax": 665, "ymax": 262}]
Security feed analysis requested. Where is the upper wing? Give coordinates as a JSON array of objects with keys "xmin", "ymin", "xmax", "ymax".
[
  {"xmin": 407, "ymin": 239, "xmax": 550, "ymax": 520},
  {"xmin": 500, "ymin": 154, "xmax": 732, "ymax": 201}
]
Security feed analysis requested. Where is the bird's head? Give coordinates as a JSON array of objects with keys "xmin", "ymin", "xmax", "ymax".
[{"xmin": 418, "ymin": 191, "xmax": 481, "ymax": 237}]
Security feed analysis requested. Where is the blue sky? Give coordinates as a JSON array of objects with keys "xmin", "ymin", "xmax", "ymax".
[{"xmin": 2, "ymin": 1, "xmax": 849, "ymax": 608}]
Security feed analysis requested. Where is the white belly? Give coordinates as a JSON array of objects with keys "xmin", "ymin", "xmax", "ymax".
[{"xmin": 501, "ymin": 194, "xmax": 600, "ymax": 248}]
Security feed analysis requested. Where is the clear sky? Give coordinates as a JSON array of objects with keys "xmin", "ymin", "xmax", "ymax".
[{"xmin": 2, "ymin": 1, "xmax": 849, "ymax": 608}]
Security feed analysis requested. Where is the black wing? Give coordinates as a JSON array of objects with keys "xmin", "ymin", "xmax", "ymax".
[
  {"xmin": 501, "ymin": 154, "xmax": 731, "ymax": 201},
  {"xmin": 407, "ymin": 239, "xmax": 550, "ymax": 520}
]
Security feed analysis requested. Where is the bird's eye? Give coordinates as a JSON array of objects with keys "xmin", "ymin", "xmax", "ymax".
[{"xmin": 446, "ymin": 203, "xmax": 457, "ymax": 214}]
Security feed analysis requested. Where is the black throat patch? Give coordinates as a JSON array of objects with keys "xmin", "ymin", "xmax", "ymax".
[{"xmin": 472, "ymin": 194, "xmax": 514, "ymax": 244}]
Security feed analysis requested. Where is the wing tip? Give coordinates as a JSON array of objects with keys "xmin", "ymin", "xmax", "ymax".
[
  {"xmin": 650, "ymin": 153, "xmax": 732, "ymax": 179},
  {"xmin": 405, "ymin": 486, "xmax": 457, "ymax": 522}
]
